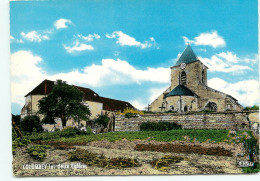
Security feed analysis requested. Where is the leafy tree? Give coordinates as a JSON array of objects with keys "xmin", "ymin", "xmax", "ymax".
[
  {"xmin": 38, "ymin": 80, "xmax": 91, "ymax": 128},
  {"xmin": 95, "ymin": 114, "xmax": 110, "ymax": 128},
  {"xmin": 12, "ymin": 114, "xmax": 21, "ymax": 127},
  {"xmin": 20, "ymin": 115, "xmax": 43, "ymax": 133},
  {"xmin": 243, "ymin": 105, "xmax": 259, "ymax": 111}
]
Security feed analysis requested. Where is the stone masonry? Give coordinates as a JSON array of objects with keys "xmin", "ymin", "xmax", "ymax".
[{"xmin": 115, "ymin": 111, "xmax": 259, "ymax": 132}]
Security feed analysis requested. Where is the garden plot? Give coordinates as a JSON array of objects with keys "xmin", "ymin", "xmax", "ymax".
[{"xmin": 13, "ymin": 140, "xmax": 244, "ymax": 176}]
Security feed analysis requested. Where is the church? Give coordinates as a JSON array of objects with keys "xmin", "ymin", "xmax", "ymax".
[{"xmin": 149, "ymin": 45, "xmax": 243, "ymax": 113}]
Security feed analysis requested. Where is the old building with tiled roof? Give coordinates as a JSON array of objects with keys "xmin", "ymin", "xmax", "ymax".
[
  {"xmin": 21, "ymin": 79, "xmax": 134, "ymax": 121},
  {"xmin": 150, "ymin": 45, "xmax": 243, "ymax": 112}
]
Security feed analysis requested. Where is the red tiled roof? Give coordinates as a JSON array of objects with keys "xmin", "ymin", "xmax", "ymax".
[{"xmin": 25, "ymin": 79, "xmax": 134, "ymax": 112}]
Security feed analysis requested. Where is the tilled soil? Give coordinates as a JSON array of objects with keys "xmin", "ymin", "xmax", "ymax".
[
  {"xmin": 134, "ymin": 143, "xmax": 233, "ymax": 157},
  {"xmin": 13, "ymin": 139, "xmax": 244, "ymax": 176}
]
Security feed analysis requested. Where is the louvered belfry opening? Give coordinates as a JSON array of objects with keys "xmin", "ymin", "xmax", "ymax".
[{"xmin": 179, "ymin": 71, "xmax": 186, "ymax": 85}]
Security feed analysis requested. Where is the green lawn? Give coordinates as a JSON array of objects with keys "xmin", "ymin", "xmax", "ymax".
[{"xmin": 28, "ymin": 129, "xmax": 250, "ymax": 144}]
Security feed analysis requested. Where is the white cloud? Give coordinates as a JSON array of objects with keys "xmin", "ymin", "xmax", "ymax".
[
  {"xmin": 217, "ymin": 52, "xmax": 238, "ymax": 63},
  {"xmin": 77, "ymin": 34, "xmax": 100, "ymax": 41},
  {"xmin": 106, "ymin": 31, "xmax": 157, "ymax": 49},
  {"xmin": 11, "ymin": 51, "xmax": 170, "ymax": 106},
  {"xmin": 10, "ymin": 35, "xmax": 24, "ymax": 43},
  {"xmin": 183, "ymin": 31, "xmax": 226, "ymax": 48},
  {"xmin": 20, "ymin": 31, "xmax": 49, "ymax": 42},
  {"xmin": 199, "ymin": 52, "xmax": 252, "ymax": 74},
  {"xmin": 11, "ymin": 51, "xmax": 45, "ymax": 105},
  {"xmin": 149, "ymin": 86, "xmax": 169, "ymax": 103},
  {"xmin": 208, "ymin": 78, "xmax": 259, "ymax": 107},
  {"xmin": 130, "ymin": 100, "xmax": 147, "ymax": 110},
  {"xmin": 64, "ymin": 41, "xmax": 94, "ymax": 53},
  {"xmin": 11, "ymin": 50, "xmax": 258, "ymax": 109},
  {"xmin": 54, "ymin": 18, "xmax": 72, "ymax": 29}
]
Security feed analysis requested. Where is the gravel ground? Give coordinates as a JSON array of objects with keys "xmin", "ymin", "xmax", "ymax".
[{"xmin": 12, "ymin": 139, "xmax": 245, "ymax": 176}]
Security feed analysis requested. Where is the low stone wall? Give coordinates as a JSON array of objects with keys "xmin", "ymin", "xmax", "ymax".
[{"xmin": 115, "ymin": 111, "xmax": 259, "ymax": 132}]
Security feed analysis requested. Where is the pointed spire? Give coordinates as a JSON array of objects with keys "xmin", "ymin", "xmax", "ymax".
[{"xmin": 174, "ymin": 45, "xmax": 197, "ymax": 66}]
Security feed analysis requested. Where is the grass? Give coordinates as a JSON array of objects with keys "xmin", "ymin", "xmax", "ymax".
[
  {"xmin": 31, "ymin": 129, "xmax": 247, "ymax": 144},
  {"xmin": 242, "ymin": 163, "xmax": 260, "ymax": 173}
]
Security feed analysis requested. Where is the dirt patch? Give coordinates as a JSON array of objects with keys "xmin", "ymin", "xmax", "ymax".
[
  {"xmin": 134, "ymin": 143, "xmax": 233, "ymax": 157},
  {"xmin": 13, "ymin": 144, "xmax": 243, "ymax": 176},
  {"xmin": 86, "ymin": 138, "xmax": 244, "ymax": 156}
]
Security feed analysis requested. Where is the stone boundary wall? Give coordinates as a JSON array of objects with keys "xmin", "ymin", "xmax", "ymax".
[{"xmin": 115, "ymin": 111, "xmax": 259, "ymax": 132}]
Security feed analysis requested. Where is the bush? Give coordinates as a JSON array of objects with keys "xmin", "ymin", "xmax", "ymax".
[
  {"xmin": 150, "ymin": 155, "xmax": 184, "ymax": 171},
  {"xmin": 68, "ymin": 148, "xmax": 140, "ymax": 168},
  {"xmin": 28, "ymin": 127, "xmax": 91, "ymax": 141},
  {"xmin": 20, "ymin": 115, "xmax": 43, "ymax": 134},
  {"xmin": 12, "ymin": 137, "xmax": 31, "ymax": 154},
  {"xmin": 243, "ymin": 105, "xmax": 259, "ymax": 111},
  {"xmin": 60, "ymin": 127, "xmax": 82, "ymax": 137},
  {"xmin": 86, "ymin": 126, "xmax": 93, "ymax": 135},
  {"xmin": 27, "ymin": 145, "xmax": 50, "ymax": 161},
  {"xmin": 242, "ymin": 163, "xmax": 260, "ymax": 173},
  {"xmin": 117, "ymin": 108, "xmax": 144, "ymax": 118},
  {"xmin": 140, "ymin": 121, "xmax": 181, "ymax": 131},
  {"xmin": 95, "ymin": 114, "xmax": 110, "ymax": 128},
  {"xmin": 125, "ymin": 112, "xmax": 135, "ymax": 118},
  {"xmin": 242, "ymin": 135, "xmax": 259, "ymax": 162}
]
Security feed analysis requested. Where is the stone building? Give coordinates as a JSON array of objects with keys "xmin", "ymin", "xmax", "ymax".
[
  {"xmin": 21, "ymin": 79, "xmax": 134, "ymax": 131},
  {"xmin": 150, "ymin": 45, "xmax": 243, "ymax": 112}
]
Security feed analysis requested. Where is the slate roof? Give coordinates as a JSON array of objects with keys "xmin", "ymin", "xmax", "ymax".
[
  {"xmin": 174, "ymin": 45, "xmax": 198, "ymax": 66},
  {"xmin": 25, "ymin": 79, "xmax": 134, "ymax": 112},
  {"xmin": 165, "ymin": 85, "xmax": 197, "ymax": 97}
]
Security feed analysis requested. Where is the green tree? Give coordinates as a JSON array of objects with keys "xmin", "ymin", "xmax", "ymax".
[
  {"xmin": 95, "ymin": 114, "xmax": 110, "ymax": 128},
  {"xmin": 38, "ymin": 80, "xmax": 91, "ymax": 128},
  {"xmin": 20, "ymin": 115, "xmax": 43, "ymax": 133}
]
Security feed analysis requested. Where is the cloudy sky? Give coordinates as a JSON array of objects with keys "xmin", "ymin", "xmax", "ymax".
[{"xmin": 10, "ymin": 0, "xmax": 258, "ymax": 114}]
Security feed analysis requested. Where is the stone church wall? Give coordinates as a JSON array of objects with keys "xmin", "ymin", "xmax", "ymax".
[{"xmin": 114, "ymin": 111, "xmax": 259, "ymax": 132}]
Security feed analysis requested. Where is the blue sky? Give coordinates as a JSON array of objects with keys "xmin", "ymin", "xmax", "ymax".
[{"xmin": 10, "ymin": 0, "xmax": 259, "ymax": 114}]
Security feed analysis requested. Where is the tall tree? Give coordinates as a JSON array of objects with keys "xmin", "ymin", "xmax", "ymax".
[{"xmin": 38, "ymin": 80, "xmax": 91, "ymax": 128}]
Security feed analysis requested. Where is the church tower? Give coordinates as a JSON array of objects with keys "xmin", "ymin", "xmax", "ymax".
[
  {"xmin": 149, "ymin": 45, "xmax": 243, "ymax": 113},
  {"xmin": 170, "ymin": 45, "xmax": 208, "ymax": 91}
]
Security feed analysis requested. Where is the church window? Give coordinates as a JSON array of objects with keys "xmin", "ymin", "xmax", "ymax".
[
  {"xmin": 202, "ymin": 70, "xmax": 205, "ymax": 84},
  {"xmin": 179, "ymin": 71, "xmax": 186, "ymax": 85},
  {"xmin": 205, "ymin": 102, "xmax": 217, "ymax": 111},
  {"xmin": 184, "ymin": 106, "xmax": 188, "ymax": 112}
]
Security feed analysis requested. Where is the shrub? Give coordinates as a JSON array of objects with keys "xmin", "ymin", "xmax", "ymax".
[
  {"xmin": 28, "ymin": 127, "xmax": 91, "ymax": 141},
  {"xmin": 242, "ymin": 163, "xmax": 260, "ymax": 173},
  {"xmin": 12, "ymin": 137, "xmax": 31, "ymax": 154},
  {"xmin": 140, "ymin": 121, "xmax": 181, "ymax": 131},
  {"xmin": 242, "ymin": 135, "xmax": 259, "ymax": 163},
  {"xmin": 117, "ymin": 108, "xmax": 144, "ymax": 118},
  {"xmin": 27, "ymin": 145, "xmax": 50, "ymax": 161},
  {"xmin": 243, "ymin": 105, "xmax": 259, "ymax": 111},
  {"xmin": 125, "ymin": 112, "xmax": 135, "ymax": 118},
  {"xmin": 68, "ymin": 148, "xmax": 140, "ymax": 168},
  {"xmin": 150, "ymin": 155, "xmax": 184, "ymax": 171},
  {"xmin": 60, "ymin": 127, "xmax": 82, "ymax": 137},
  {"xmin": 86, "ymin": 126, "xmax": 93, "ymax": 135},
  {"xmin": 20, "ymin": 115, "xmax": 43, "ymax": 134},
  {"xmin": 95, "ymin": 114, "xmax": 110, "ymax": 128}
]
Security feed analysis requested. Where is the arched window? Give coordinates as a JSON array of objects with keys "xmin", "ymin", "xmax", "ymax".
[
  {"xmin": 205, "ymin": 102, "xmax": 217, "ymax": 111},
  {"xmin": 179, "ymin": 71, "xmax": 186, "ymax": 85},
  {"xmin": 184, "ymin": 106, "xmax": 188, "ymax": 112}
]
